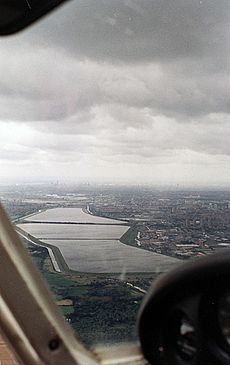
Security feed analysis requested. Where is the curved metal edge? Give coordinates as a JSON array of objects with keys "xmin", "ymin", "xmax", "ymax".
[{"xmin": 0, "ymin": 202, "xmax": 99, "ymax": 365}]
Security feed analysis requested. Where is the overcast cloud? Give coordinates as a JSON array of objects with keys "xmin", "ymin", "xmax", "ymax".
[{"xmin": 0, "ymin": 0, "xmax": 229, "ymax": 186}]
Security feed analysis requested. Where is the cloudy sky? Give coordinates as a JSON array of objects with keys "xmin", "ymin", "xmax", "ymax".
[{"xmin": 0, "ymin": 0, "xmax": 229, "ymax": 187}]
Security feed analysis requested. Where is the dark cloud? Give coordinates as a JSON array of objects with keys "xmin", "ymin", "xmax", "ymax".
[
  {"xmin": 0, "ymin": 56, "xmax": 229, "ymax": 122},
  {"xmin": 30, "ymin": 0, "xmax": 230, "ymax": 63},
  {"xmin": 0, "ymin": 0, "xmax": 229, "ymax": 185}
]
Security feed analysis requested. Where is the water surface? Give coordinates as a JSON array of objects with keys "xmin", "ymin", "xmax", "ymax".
[
  {"xmin": 43, "ymin": 239, "xmax": 179, "ymax": 273},
  {"xmin": 19, "ymin": 207, "xmax": 179, "ymax": 273},
  {"xmin": 18, "ymin": 223, "xmax": 129, "ymax": 240},
  {"xmin": 25, "ymin": 207, "xmax": 125, "ymax": 224}
]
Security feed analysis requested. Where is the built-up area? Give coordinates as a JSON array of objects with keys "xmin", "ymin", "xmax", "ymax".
[
  {"xmin": 89, "ymin": 188, "xmax": 230, "ymax": 260},
  {"xmin": 1, "ymin": 185, "xmax": 230, "ymax": 261}
]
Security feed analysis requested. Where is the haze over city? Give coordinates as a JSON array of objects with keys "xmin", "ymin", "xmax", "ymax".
[{"xmin": 0, "ymin": 0, "xmax": 229, "ymax": 187}]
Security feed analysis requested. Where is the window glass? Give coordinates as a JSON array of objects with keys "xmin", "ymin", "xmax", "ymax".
[{"xmin": 0, "ymin": 0, "xmax": 229, "ymax": 348}]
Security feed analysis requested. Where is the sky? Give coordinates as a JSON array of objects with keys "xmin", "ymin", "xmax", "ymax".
[{"xmin": 0, "ymin": 0, "xmax": 229, "ymax": 187}]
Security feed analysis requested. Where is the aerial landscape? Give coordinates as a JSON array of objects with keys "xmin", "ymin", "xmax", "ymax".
[
  {"xmin": 18, "ymin": 207, "xmax": 178, "ymax": 273},
  {"xmin": 1, "ymin": 183, "xmax": 229, "ymax": 347},
  {"xmin": 0, "ymin": 0, "xmax": 229, "ymax": 351}
]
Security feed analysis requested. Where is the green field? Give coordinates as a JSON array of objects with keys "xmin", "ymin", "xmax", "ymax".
[{"xmin": 25, "ymin": 241, "xmax": 157, "ymax": 347}]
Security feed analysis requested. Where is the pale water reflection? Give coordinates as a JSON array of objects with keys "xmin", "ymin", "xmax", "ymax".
[
  {"xmin": 19, "ymin": 208, "xmax": 179, "ymax": 274},
  {"xmin": 42, "ymin": 238, "xmax": 178, "ymax": 273}
]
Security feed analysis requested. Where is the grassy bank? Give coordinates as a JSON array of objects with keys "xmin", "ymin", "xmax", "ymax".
[{"xmin": 24, "ymin": 239, "xmax": 151, "ymax": 348}]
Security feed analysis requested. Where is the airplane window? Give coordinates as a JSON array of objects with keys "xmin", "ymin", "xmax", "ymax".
[{"xmin": 0, "ymin": 0, "xmax": 229, "ymax": 351}]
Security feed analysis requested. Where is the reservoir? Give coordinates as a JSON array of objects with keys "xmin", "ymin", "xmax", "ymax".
[
  {"xmin": 24, "ymin": 207, "xmax": 125, "ymax": 224},
  {"xmin": 18, "ymin": 208, "xmax": 179, "ymax": 273}
]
